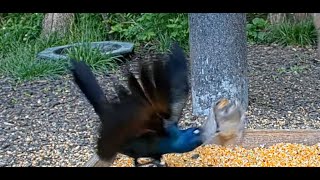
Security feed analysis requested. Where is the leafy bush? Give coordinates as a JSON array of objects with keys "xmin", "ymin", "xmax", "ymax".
[
  {"xmin": 246, "ymin": 17, "xmax": 270, "ymax": 43},
  {"xmin": 107, "ymin": 13, "xmax": 189, "ymax": 52}
]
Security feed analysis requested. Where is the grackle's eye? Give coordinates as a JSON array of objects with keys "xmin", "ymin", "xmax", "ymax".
[{"xmin": 193, "ymin": 129, "xmax": 200, "ymax": 134}]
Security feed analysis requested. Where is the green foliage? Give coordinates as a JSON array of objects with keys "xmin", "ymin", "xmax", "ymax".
[
  {"xmin": 107, "ymin": 13, "xmax": 189, "ymax": 52},
  {"xmin": 277, "ymin": 65, "xmax": 308, "ymax": 74},
  {"xmin": 66, "ymin": 43, "xmax": 123, "ymax": 72},
  {"xmin": 0, "ymin": 13, "xmax": 44, "ymax": 54},
  {"xmin": 246, "ymin": 18, "xmax": 270, "ymax": 43},
  {"xmin": 0, "ymin": 41, "xmax": 66, "ymax": 80},
  {"xmin": 268, "ymin": 19, "xmax": 317, "ymax": 46},
  {"xmin": 246, "ymin": 16, "xmax": 317, "ymax": 46},
  {"xmin": 246, "ymin": 13, "xmax": 268, "ymax": 23}
]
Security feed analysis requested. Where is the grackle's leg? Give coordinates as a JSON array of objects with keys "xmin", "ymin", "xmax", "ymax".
[
  {"xmin": 134, "ymin": 158, "xmax": 141, "ymax": 167},
  {"xmin": 134, "ymin": 156, "xmax": 167, "ymax": 167},
  {"xmin": 134, "ymin": 158, "xmax": 152, "ymax": 167}
]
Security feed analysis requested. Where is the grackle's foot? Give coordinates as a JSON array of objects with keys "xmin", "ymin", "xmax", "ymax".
[{"xmin": 134, "ymin": 158, "xmax": 167, "ymax": 167}]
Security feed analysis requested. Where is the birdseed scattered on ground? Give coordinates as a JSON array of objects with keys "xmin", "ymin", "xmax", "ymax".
[{"xmin": 111, "ymin": 143, "xmax": 320, "ymax": 167}]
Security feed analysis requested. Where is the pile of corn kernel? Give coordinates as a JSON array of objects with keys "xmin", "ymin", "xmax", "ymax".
[{"xmin": 111, "ymin": 143, "xmax": 320, "ymax": 167}]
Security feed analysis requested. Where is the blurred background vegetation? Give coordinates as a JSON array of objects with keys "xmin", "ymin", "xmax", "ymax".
[{"xmin": 0, "ymin": 13, "xmax": 318, "ymax": 80}]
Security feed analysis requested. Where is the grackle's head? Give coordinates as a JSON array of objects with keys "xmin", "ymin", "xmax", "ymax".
[{"xmin": 168, "ymin": 126, "xmax": 203, "ymax": 153}]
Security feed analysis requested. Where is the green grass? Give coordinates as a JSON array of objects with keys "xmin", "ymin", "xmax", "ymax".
[
  {"xmin": 277, "ymin": 65, "xmax": 308, "ymax": 75},
  {"xmin": 246, "ymin": 17, "xmax": 317, "ymax": 46},
  {"xmin": 0, "ymin": 42, "xmax": 66, "ymax": 80},
  {"xmin": 268, "ymin": 19, "xmax": 317, "ymax": 46},
  {"xmin": 66, "ymin": 43, "xmax": 123, "ymax": 72}
]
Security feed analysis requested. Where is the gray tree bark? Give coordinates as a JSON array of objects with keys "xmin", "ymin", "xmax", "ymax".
[
  {"xmin": 268, "ymin": 13, "xmax": 311, "ymax": 24},
  {"xmin": 41, "ymin": 13, "xmax": 74, "ymax": 38},
  {"xmin": 314, "ymin": 13, "xmax": 320, "ymax": 58},
  {"xmin": 292, "ymin": 13, "xmax": 311, "ymax": 22},
  {"xmin": 189, "ymin": 13, "xmax": 248, "ymax": 117},
  {"xmin": 268, "ymin": 13, "xmax": 287, "ymax": 24},
  {"xmin": 0, "ymin": 14, "xmax": 2, "ymax": 22}
]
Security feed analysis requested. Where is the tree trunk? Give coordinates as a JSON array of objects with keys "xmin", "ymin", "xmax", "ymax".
[
  {"xmin": 189, "ymin": 13, "xmax": 248, "ymax": 117},
  {"xmin": 268, "ymin": 13, "xmax": 311, "ymax": 24},
  {"xmin": 41, "ymin": 13, "xmax": 74, "ymax": 38},
  {"xmin": 292, "ymin": 13, "xmax": 311, "ymax": 22},
  {"xmin": 268, "ymin": 13, "xmax": 287, "ymax": 24},
  {"xmin": 313, "ymin": 13, "xmax": 320, "ymax": 58}
]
